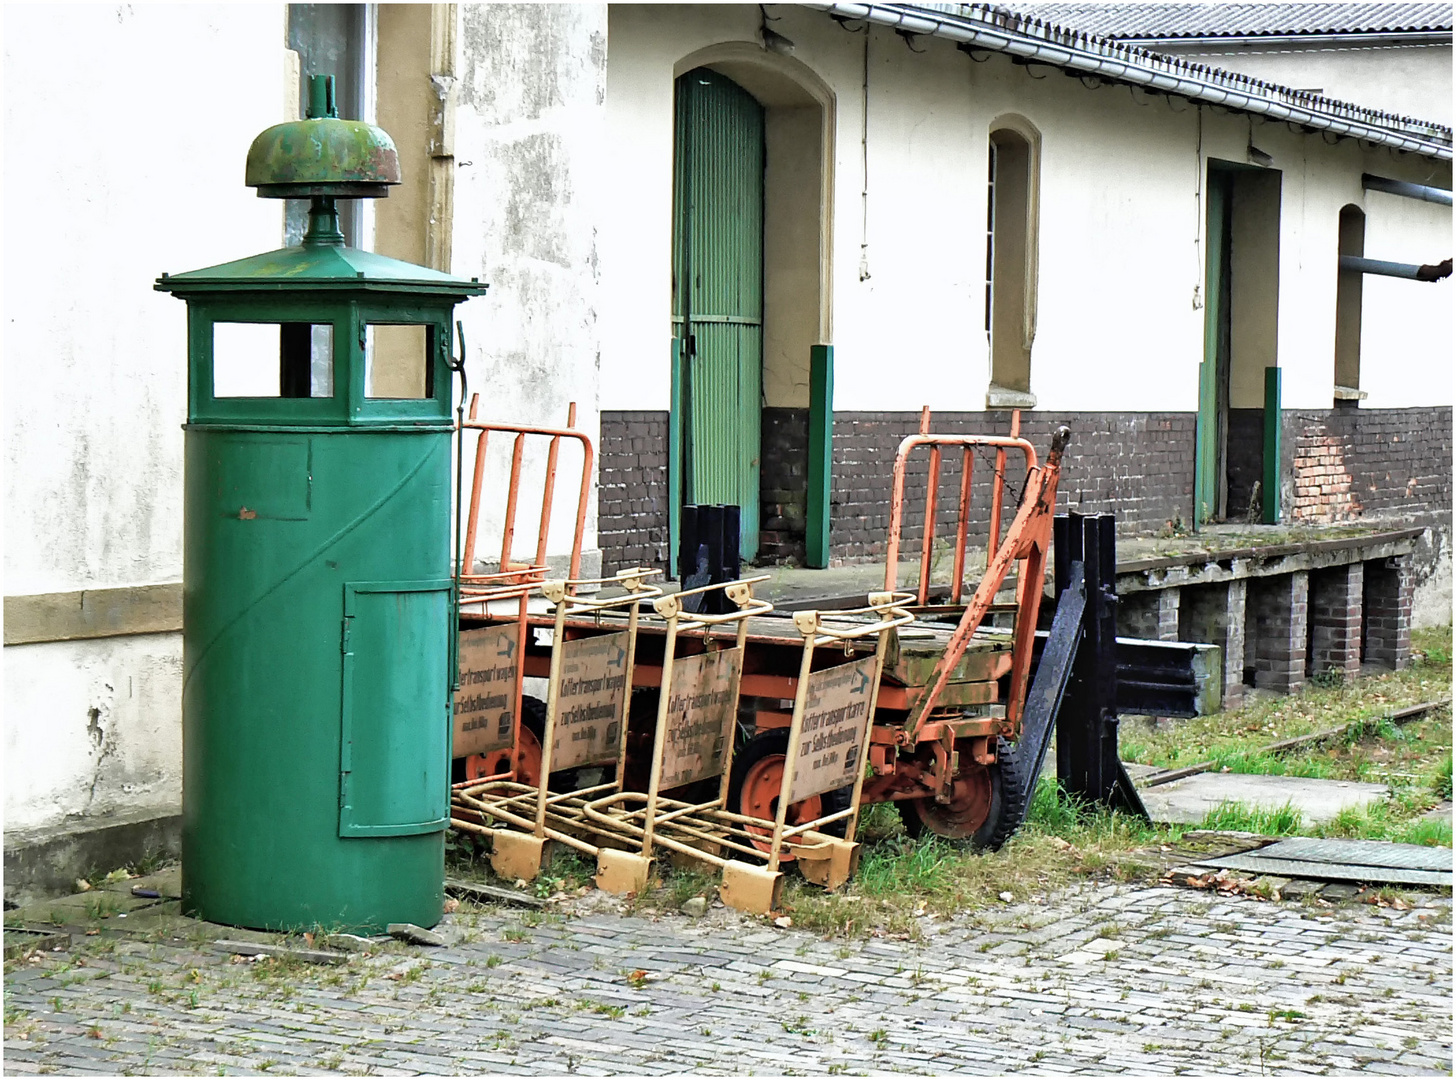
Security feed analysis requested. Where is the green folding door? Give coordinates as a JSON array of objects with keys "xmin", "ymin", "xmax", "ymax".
[{"xmin": 672, "ymin": 67, "xmax": 764, "ymax": 559}]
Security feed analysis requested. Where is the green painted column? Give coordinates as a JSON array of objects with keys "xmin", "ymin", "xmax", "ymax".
[
  {"xmin": 1263, "ymin": 366, "xmax": 1282, "ymax": 524},
  {"xmin": 806, "ymin": 345, "xmax": 834, "ymax": 568},
  {"xmin": 669, "ymin": 337, "xmax": 684, "ymax": 575},
  {"xmin": 1194, "ymin": 169, "xmax": 1229, "ymax": 531}
]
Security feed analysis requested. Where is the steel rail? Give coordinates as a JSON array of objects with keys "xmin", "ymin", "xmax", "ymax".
[{"xmin": 1138, "ymin": 697, "xmax": 1453, "ymax": 789}]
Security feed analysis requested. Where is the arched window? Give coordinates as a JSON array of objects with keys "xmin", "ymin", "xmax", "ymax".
[
  {"xmin": 985, "ymin": 122, "xmax": 1040, "ymax": 408},
  {"xmin": 1333, "ymin": 204, "xmax": 1365, "ymax": 406}
]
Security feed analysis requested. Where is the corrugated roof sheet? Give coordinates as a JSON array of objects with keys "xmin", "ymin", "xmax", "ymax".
[
  {"xmin": 990, "ymin": 3, "xmax": 1453, "ymax": 39},
  {"xmin": 813, "ymin": 3, "xmax": 1452, "ymax": 156}
]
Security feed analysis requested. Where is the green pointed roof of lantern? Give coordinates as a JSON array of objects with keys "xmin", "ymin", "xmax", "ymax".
[{"xmin": 155, "ymin": 243, "xmax": 488, "ymax": 297}]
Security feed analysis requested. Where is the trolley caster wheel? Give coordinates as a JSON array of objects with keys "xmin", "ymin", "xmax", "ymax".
[{"xmin": 727, "ymin": 729, "xmax": 849, "ymax": 863}]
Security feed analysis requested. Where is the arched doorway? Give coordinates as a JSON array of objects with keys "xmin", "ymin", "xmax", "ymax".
[
  {"xmin": 673, "ymin": 67, "xmax": 766, "ymax": 557},
  {"xmin": 669, "ymin": 46, "xmax": 834, "ymax": 565}
]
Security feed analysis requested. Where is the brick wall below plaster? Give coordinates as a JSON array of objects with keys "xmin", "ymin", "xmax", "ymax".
[
  {"xmin": 1286, "ymin": 407, "xmax": 1452, "ymax": 525},
  {"xmin": 761, "ymin": 407, "xmax": 809, "ymax": 565},
  {"xmin": 598, "ymin": 411, "xmax": 671, "ymax": 576},
  {"xmin": 829, "ymin": 412, "xmax": 1196, "ymax": 563},
  {"xmin": 597, "ymin": 408, "xmax": 1453, "ymax": 590}
]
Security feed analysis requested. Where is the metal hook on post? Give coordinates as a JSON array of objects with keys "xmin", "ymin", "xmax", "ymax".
[{"xmin": 451, "ymin": 319, "xmax": 470, "ymax": 589}]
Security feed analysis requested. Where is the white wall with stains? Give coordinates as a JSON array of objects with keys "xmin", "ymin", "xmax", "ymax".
[
  {"xmin": 452, "ymin": 3, "xmax": 609, "ymax": 573},
  {"xmin": 3, "ymin": 5, "xmax": 289, "ymax": 837},
  {"xmin": 4, "ymin": 637, "xmax": 184, "ymax": 836}
]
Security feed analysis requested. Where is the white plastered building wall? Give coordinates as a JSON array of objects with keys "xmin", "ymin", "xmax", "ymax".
[
  {"xmin": 3, "ymin": 6, "xmax": 289, "ymax": 837},
  {"xmin": 451, "ymin": 3, "xmax": 609, "ymax": 576},
  {"xmin": 600, "ymin": 6, "xmax": 1451, "ymax": 420}
]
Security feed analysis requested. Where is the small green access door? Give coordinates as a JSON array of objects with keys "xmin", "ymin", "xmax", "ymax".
[{"xmin": 672, "ymin": 67, "xmax": 765, "ymax": 559}]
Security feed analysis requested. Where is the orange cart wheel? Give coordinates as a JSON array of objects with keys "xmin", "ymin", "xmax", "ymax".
[
  {"xmin": 897, "ymin": 736, "xmax": 1027, "ymax": 850},
  {"xmin": 728, "ymin": 729, "xmax": 849, "ymax": 864},
  {"xmin": 463, "ymin": 697, "xmax": 546, "ymax": 787}
]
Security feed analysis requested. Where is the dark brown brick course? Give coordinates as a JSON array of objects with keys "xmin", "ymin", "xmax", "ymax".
[
  {"xmin": 828, "ymin": 411, "xmax": 1197, "ymax": 562},
  {"xmin": 598, "ymin": 406, "xmax": 1452, "ymax": 578},
  {"xmin": 598, "ymin": 411, "xmax": 671, "ymax": 577}
]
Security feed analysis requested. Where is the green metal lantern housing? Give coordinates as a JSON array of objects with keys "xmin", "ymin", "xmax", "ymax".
[{"xmin": 156, "ymin": 76, "xmax": 486, "ymax": 933}]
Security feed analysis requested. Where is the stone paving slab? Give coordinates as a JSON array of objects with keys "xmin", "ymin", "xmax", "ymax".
[
  {"xmin": 3, "ymin": 881, "xmax": 1451, "ymax": 1075},
  {"xmin": 1139, "ymin": 772, "xmax": 1391, "ymax": 825}
]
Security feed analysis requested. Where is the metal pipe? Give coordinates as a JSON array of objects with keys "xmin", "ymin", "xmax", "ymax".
[
  {"xmin": 500, "ymin": 434, "xmax": 526, "ymax": 571},
  {"xmin": 951, "ymin": 447, "xmax": 973, "ymax": 604},
  {"xmin": 1340, "ymin": 255, "xmax": 1453, "ymax": 281},
  {"xmin": 805, "ymin": 2, "xmax": 1452, "ymax": 161},
  {"xmin": 461, "ymin": 396, "xmax": 486, "ymax": 574},
  {"xmin": 988, "ymin": 408, "xmax": 1021, "ymax": 569},
  {"xmin": 918, "ymin": 409, "xmax": 941, "ymax": 607},
  {"xmin": 1362, "ymin": 173, "xmax": 1454, "ymax": 206}
]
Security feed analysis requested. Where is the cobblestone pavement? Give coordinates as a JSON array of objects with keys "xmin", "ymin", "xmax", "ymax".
[{"xmin": 4, "ymin": 881, "xmax": 1451, "ymax": 1075}]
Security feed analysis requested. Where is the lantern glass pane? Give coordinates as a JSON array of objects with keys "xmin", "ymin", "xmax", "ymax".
[
  {"xmin": 364, "ymin": 324, "xmax": 431, "ymax": 399},
  {"xmin": 212, "ymin": 322, "xmax": 333, "ymax": 398}
]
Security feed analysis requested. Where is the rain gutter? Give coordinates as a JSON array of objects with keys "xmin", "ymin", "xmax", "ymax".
[
  {"xmin": 805, "ymin": 2, "xmax": 1453, "ymax": 161},
  {"xmin": 1119, "ymin": 31, "xmax": 1452, "ymax": 49}
]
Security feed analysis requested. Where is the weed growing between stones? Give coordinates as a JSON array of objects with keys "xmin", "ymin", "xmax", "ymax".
[{"xmin": 1197, "ymin": 801, "xmax": 1304, "ymax": 835}]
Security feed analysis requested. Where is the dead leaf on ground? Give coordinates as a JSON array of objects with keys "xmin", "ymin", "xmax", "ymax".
[{"xmin": 1163, "ymin": 868, "xmax": 1275, "ymax": 900}]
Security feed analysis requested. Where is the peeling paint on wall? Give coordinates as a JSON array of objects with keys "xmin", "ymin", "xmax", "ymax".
[
  {"xmin": 1292, "ymin": 423, "xmax": 1364, "ymax": 523},
  {"xmin": 453, "ymin": 3, "xmax": 608, "ymax": 565}
]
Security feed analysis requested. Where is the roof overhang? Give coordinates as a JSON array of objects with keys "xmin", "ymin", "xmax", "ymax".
[
  {"xmin": 805, "ymin": 2, "xmax": 1453, "ymax": 161},
  {"xmin": 1122, "ymin": 31, "xmax": 1452, "ymax": 48}
]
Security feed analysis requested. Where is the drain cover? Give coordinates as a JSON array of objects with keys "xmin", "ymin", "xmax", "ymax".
[
  {"xmin": 1198, "ymin": 837, "xmax": 1452, "ymax": 887},
  {"xmin": 4, "ymin": 927, "xmax": 69, "ymax": 960}
]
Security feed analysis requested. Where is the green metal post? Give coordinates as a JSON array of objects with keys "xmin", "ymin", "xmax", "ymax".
[
  {"xmin": 669, "ymin": 337, "xmax": 684, "ymax": 577},
  {"xmin": 806, "ymin": 344, "xmax": 834, "ymax": 568},
  {"xmin": 1262, "ymin": 366, "xmax": 1282, "ymax": 524}
]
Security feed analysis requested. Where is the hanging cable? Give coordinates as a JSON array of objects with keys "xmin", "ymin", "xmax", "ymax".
[
  {"xmin": 1192, "ymin": 105, "xmax": 1204, "ymax": 312},
  {"xmin": 860, "ymin": 28, "xmax": 872, "ymax": 282}
]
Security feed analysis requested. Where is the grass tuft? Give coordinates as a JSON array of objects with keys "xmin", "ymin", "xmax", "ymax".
[
  {"xmin": 854, "ymin": 837, "xmax": 957, "ymax": 896},
  {"xmin": 1431, "ymin": 756, "xmax": 1453, "ymax": 802},
  {"xmin": 1196, "ymin": 801, "xmax": 1303, "ymax": 836}
]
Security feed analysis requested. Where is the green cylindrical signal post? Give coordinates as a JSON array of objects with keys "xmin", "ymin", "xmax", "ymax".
[{"xmin": 157, "ymin": 76, "xmax": 486, "ymax": 932}]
